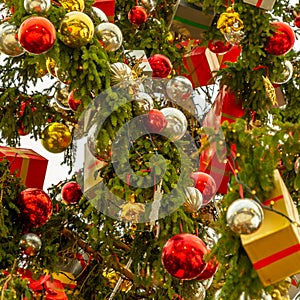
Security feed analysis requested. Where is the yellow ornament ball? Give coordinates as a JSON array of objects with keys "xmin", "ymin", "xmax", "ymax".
[
  {"xmin": 59, "ymin": 11, "xmax": 94, "ymax": 48},
  {"xmin": 59, "ymin": 0, "xmax": 84, "ymax": 12},
  {"xmin": 41, "ymin": 122, "xmax": 72, "ymax": 153}
]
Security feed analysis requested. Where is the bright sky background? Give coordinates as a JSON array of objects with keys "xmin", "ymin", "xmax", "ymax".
[{"xmin": 0, "ymin": 3, "xmax": 299, "ymax": 190}]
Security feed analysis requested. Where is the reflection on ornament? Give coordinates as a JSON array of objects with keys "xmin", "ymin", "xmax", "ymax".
[
  {"xmin": 183, "ymin": 187, "xmax": 203, "ymax": 213},
  {"xmin": 95, "ymin": 22, "xmax": 123, "ymax": 51},
  {"xmin": 141, "ymin": 0, "xmax": 156, "ymax": 11},
  {"xmin": 128, "ymin": 6, "xmax": 148, "ymax": 25},
  {"xmin": 196, "ymin": 255, "xmax": 218, "ymax": 280},
  {"xmin": 273, "ymin": 60, "xmax": 293, "ymax": 85},
  {"xmin": 264, "ymin": 22, "xmax": 295, "ymax": 56},
  {"xmin": 55, "ymin": 84, "xmax": 72, "ymax": 110},
  {"xmin": 0, "ymin": 22, "xmax": 24, "ymax": 57},
  {"xmin": 41, "ymin": 122, "xmax": 72, "ymax": 153},
  {"xmin": 224, "ymin": 25, "xmax": 244, "ymax": 45},
  {"xmin": 18, "ymin": 16, "xmax": 56, "ymax": 54},
  {"xmin": 91, "ymin": 7, "xmax": 108, "ymax": 22},
  {"xmin": 208, "ymin": 40, "xmax": 233, "ymax": 54},
  {"xmin": 202, "ymin": 276, "xmax": 213, "ymax": 290},
  {"xmin": 68, "ymin": 90, "xmax": 82, "ymax": 111},
  {"xmin": 191, "ymin": 282, "xmax": 206, "ymax": 300},
  {"xmin": 132, "ymin": 92, "xmax": 154, "ymax": 116},
  {"xmin": 190, "ymin": 172, "xmax": 217, "ymax": 205},
  {"xmin": 20, "ymin": 233, "xmax": 42, "ymax": 256},
  {"xmin": 162, "ymin": 233, "xmax": 208, "ymax": 280},
  {"xmin": 109, "ymin": 62, "xmax": 132, "ymax": 86},
  {"xmin": 59, "ymin": 11, "xmax": 94, "ymax": 48},
  {"xmin": 146, "ymin": 109, "xmax": 167, "ymax": 133},
  {"xmin": 18, "ymin": 188, "xmax": 53, "ymax": 228},
  {"xmin": 148, "ymin": 54, "xmax": 172, "ymax": 78},
  {"xmin": 160, "ymin": 107, "xmax": 187, "ymax": 141},
  {"xmin": 294, "ymin": 157, "xmax": 300, "ymax": 174},
  {"xmin": 294, "ymin": 14, "xmax": 300, "ymax": 28},
  {"xmin": 46, "ymin": 57, "xmax": 57, "ymax": 77},
  {"xmin": 24, "ymin": 0, "xmax": 51, "ymax": 14},
  {"xmin": 202, "ymin": 226, "xmax": 219, "ymax": 249},
  {"xmin": 59, "ymin": 0, "xmax": 84, "ymax": 12},
  {"xmin": 166, "ymin": 76, "xmax": 193, "ymax": 102},
  {"xmin": 61, "ymin": 181, "xmax": 83, "ymax": 204},
  {"xmin": 226, "ymin": 198, "xmax": 264, "ymax": 234}
]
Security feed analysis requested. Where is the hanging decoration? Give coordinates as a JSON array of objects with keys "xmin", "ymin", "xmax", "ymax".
[
  {"xmin": 148, "ymin": 54, "xmax": 172, "ymax": 78},
  {"xmin": 183, "ymin": 187, "xmax": 203, "ymax": 213},
  {"xmin": 128, "ymin": 6, "xmax": 148, "ymax": 25},
  {"xmin": 19, "ymin": 233, "xmax": 42, "ymax": 256},
  {"xmin": 24, "ymin": 0, "xmax": 51, "ymax": 13},
  {"xmin": 95, "ymin": 22, "xmax": 123, "ymax": 51}
]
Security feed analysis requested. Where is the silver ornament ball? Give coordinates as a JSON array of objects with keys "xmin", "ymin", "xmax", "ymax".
[
  {"xmin": 133, "ymin": 92, "xmax": 154, "ymax": 116},
  {"xmin": 24, "ymin": 0, "xmax": 51, "ymax": 14},
  {"xmin": 226, "ymin": 198, "xmax": 264, "ymax": 234},
  {"xmin": 183, "ymin": 186, "xmax": 203, "ymax": 213},
  {"xmin": 110, "ymin": 62, "xmax": 133, "ymax": 86},
  {"xmin": 95, "ymin": 22, "xmax": 123, "ymax": 51},
  {"xmin": 166, "ymin": 76, "xmax": 193, "ymax": 102},
  {"xmin": 19, "ymin": 233, "xmax": 42, "ymax": 256}
]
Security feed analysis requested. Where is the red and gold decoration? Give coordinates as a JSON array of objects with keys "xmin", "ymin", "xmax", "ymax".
[
  {"xmin": 128, "ymin": 5, "xmax": 148, "ymax": 25},
  {"xmin": 17, "ymin": 188, "xmax": 53, "ymax": 228},
  {"xmin": 190, "ymin": 172, "xmax": 216, "ymax": 206},
  {"xmin": 59, "ymin": 12, "xmax": 94, "ymax": 48},
  {"xmin": 242, "ymin": 0, "xmax": 276, "ymax": 10},
  {"xmin": 0, "ymin": 146, "xmax": 48, "ymax": 189},
  {"xmin": 162, "ymin": 233, "xmax": 208, "ymax": 280},
  {"xmin": 148, "ymin": 54, "xmax": 172, "ymax": 78},
  {"xmin": 18, "ymin": 16, "xmax": 56, "ymax": 54},
  {"xmin": 19, "ymin": 233, "xmax": 42, "ymax": 256},
  {"xmin": 208, "ymin": 40, "xmax": 232, "ymax": 54},
  {"xmin": 61, "ymin": 181, "xmax": 83, "ymax": 204},
  {"xmin": 68, "ymin": 90, "xmax": 82, "ymax": 111},
  {"xmin": 196, "ymin": 255, "xmax": 218, "ymax": 281},
  {"xmin": 145, "ymin": 109, "xmax": 167, "ymax": 133},
  {"xmin": 264, "ymin": 22, "xmax": 295, "ymax": 56},
  {"xmin": 95, "ymin": 22, "xmax": 123, "ymax": 51},
  {"xmin": 41, "ymin": 122, "xmax": 72, "ymax": 153},
  {"xmin": 0, "ymin": 22, "xmax": 24, "ymax": 57},
  {"xmin": 226, "ymin": 198, "xmax": 264, "ymax": 234}
]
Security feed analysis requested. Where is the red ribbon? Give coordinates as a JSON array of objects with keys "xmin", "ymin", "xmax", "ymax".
[
  {"xmin": 253, "ymin": 244, "xmax": 300, "ymax": 270},
  {"xmin": 256, "ymin": 0, "xmax": 263, "ymax": 7},
  {"xmin": 263, "ymin": 194, "xmax": 283, "ymax": 206}
]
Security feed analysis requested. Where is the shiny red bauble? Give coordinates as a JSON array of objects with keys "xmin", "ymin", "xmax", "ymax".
[
  {"xmin": 294, "ymin": 14, "xmax": 300, "ymax": 28},
  {"xmin": 162, "ymin": 233, "xmax": 208, "ymax": 280},
  {"xmin": 68, "ymin": 90, "xmax": 81, "ymax": 111},
  {"xmin": 128, "ymin": 6, "xmax": 148, "ymax": 25},
  {"xmin": 148, "ymin": 54, "xmax": 173, "ymax": 78},
  {"xmin": 190, "ymin": 172, "xmax": 217, "ymax": 205},
  {"xmin": 264, "ymin": 22, "xmax": 295, "ymax": 56},
  {"xmin": 145, "ymin": 109, "xmax": 167, "ymax": 133},
  {"xmin": 61, "ymin": 181, "xmax": 83, "ymax": 204},
  {"xmin": 18, "ymin": 188, "xmax": 53, "ymax": 228},
  {"xmin": 208, "ymin": 40, "xmax": 233, "ymax": 54},
  {"xmin": 196, "ymin": 255, "xmax": 218, "ymax": 280},
  {"xmin": 18, "ymin": 16, "xmax": 56, "ymax": 54}
]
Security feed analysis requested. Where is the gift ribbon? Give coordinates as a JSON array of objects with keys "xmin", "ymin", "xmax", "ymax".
[
  {"xmin": 173, "ymin": 15, "xmax": 211, "ymax": 31},
  {"xmin": 253, "ymin": 243, "xmax": 300, "ymax": 270},
  {"xmin": 0, "ymin": 147, "xmax": 32, "ymax": 185},
  {"xmin": 255, "ymin": 0, "xmax": 263, "ymax": 7},
  {"xmin": 263, "ymin": 194, "xmax": 283, "ymax": 206}
]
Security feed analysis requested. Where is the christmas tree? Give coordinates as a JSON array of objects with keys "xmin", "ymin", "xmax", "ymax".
[{"xmin": 0, "ymin": 0, "xmax": 300, "ymax": 299}]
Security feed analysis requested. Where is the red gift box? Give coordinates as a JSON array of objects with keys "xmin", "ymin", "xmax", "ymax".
[
  {"xmin": 199, "ymin": 86, "xmax": 244, "ymax": 194},
  {"xmin": 0, "ymin": 146, "xmax": 48, "ymax": 189},
  {"xmin": 92, "ymin": 0, "xmax": 115, "ymax": 22},
  {"xmin": 182, "ymin": 45, "xmax": 241, "ymax": 88}
]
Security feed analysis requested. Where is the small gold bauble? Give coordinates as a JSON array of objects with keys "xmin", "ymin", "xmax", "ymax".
[{"xmin": 59, "ymin": 0, "xmax": 84, "ymax": 12}]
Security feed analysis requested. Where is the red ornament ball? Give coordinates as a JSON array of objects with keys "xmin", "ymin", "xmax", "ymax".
[
  {"xmin": 18, "ymin": 188, "xmax": 53, "ymax": 228},
  {"xmin": 190, "ymin": 172, "xmax": 217, "ymax": 205},
  {"xmin": 68, "ymin": 90, "xmax": 81, "ymax": 111},
  {"xmin": 196, "ymin": 255, "xmax": 218, "ymax": 280},
  {"xmin": 264, "ymin": 22, "xmax": 295, "ymax": 56},
  {"xmin": 208, "ymin": 40, "xmax": 233, "ymax": 54},
  {"xmin": 162, "ymin": 233, "xmax": 208, "ymax": 280},
  {"xmin": 128, "ymin": 6, "xmax": 148, "ymax": 25},
  {"xmin": 61, "ymin": 181, "xmax": 83, "ymax": 204},
  {"xmin": 145, "ymin": 109, "xmax": 167, "ymax": 133},
  {"xmin": 294, "ymin": 14, "xmax": 300, "ymax": 28},
  {"xmin": 18, "ymin": 16, "xmax": 56, "ymax": 54},
  {"xmin": 148, "ymin": 54, "xmax": 172, "ymax": 78}
]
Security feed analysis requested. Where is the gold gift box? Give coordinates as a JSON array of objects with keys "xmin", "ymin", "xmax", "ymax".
[{"xmin": 241, "ymin": 169, "xmax": 300, "ymax": 286}]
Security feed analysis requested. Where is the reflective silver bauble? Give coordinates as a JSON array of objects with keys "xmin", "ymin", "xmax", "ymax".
[
  {"xmin": 273, "ymin": 60, "xmax": 293, "ymax": 85},
  {"xmin": 183, "ymin": 187, "xmax": 203, "ymax": 213},
  {"xmin": 19, "ymin": 233, "xmax": 42, "ymax": 256},
  {"xmin": 95, "ymin": 22, "xmax": 123, "ymax": 51},
  {"xmin": 24, "ymin": 0, "xmax": 51, "ymax": 14},
  {"xmin": 226, "ymin": 198, "xmax": 264, "ymax": 234},
  {"xmin": 133, "ymin": 92, "xmax": 154, "ymax": 116},
  {"xmin": 109, "ymin": 62, "xmax": 132, "ymax": 86},
  {"xmin": 166, "ymin": 76, "xmax": 193, "ymax": 102}
]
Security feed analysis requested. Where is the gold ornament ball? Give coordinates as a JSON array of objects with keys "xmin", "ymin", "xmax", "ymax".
[
  {"xmin": 103, "ymin": 268, "xmax": 132, "ymax": 292},
  {"xmin": 59, "ymin": 0, "xmax": 84, "ymax": 12},
  {"xmin": 59, "ymin": 11, "xmax": 94, "ymax": 48},
  {"xmin": 109, "ymin": 62, "xmax": 133, "ymax": 86},
  {"xmin": 41, "ymin": 122, "xmax": 72, "ymax": 153}
]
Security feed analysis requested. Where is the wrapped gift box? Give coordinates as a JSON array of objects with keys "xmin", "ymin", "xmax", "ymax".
[
  {"xmin": 0, "ymin": 146, "xmax": 48, "ymax": 189},
  {"xmin": 242, "ymin": 0, "xmax": 276, "ymax": 11},
  {"xmin": 123, "ymin": 50, "xmax": 152, "ymax": 77},
  {"xmin": 92, "ymin": 0, "xmax": 115, "ymax": 22},
  {"xmin": 170, "ymin": 0, "xmax": 215, "ymax": 39},
  {"xmin": 182, "ymin": 45, "xmax": 241, "ymax": 87},
  {"xmin": 241, "ymin": 169, "xmax": 300, "ymax": 286}
]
